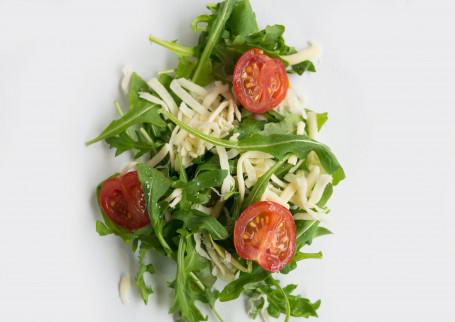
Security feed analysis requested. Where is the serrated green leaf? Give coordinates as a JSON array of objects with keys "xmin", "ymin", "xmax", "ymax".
[
  {"xmin": 227, "ymin": 0, "xmax": 259, "ymax": 36},
  {"xmin": 136, "ymin": 164, "xmax": 172, "ymax": 254},
  {"xmin": 163, "ymin": 110, "xmax": 344, "ymax": 179},
  {"xmin": 172, "ymin": 210, "xmax": 229, "ymax": 240},
  {"xmin": 95, "ymin": 221, "xmax": 112, "ymax": 236},
  {"xmin": 219, "ymin": 265, "xmax": 270, "ymax": 302},
  {"xmin": 105, "ymin": 131, "xmax": 162, "ymax": 158}
]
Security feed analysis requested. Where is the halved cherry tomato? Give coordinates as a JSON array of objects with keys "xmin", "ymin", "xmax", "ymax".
[
  {"xmin": 100, "ymin": 171, "xmax": 149, "ymax": 230},
  {"xmin": 233, "ymin": 48, "xmax": 289, "ymax": 113},
  {"xmin": 234, "ymin": 201, "xmax": 296, "ymax": 272}
]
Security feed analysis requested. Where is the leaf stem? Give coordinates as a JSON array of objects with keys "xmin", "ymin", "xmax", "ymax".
[
  {"xmin": 157, "ymin": 69, "xmax": 176, "ymax": 75},
  {"xmin": 139, "ymin": 128, "xmax": 154, "ymax": 144},
  {"xmin": 188, "ymin": 272, "xmax": 205, "ymax": 291},
  {"xmin": 115, "ymin": 101, "xmax": 135, "ymax": 139},
  {"xmin": 270, "ymin": 277, "xmax": 290, "ymax": 322},
  {"xmin": 207, "ymin": 234, "xmax": 248, "ymax": 272},
  {"xmin": 212, "ymin": 307, "xmax": 225, "ymax": 322},
  {"xmin": 149, "ymin": 34, "xmax": 196, "ymax": 57}
]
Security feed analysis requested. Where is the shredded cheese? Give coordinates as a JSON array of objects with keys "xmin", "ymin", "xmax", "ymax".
[
  {"xmin": 146, "ymin": 143, "xmax": 170, "ymax": 168},
  {"xmin": 121, "ymin": 65, "xmax": 133, "ymax": 95},
  {"xmin": 148, "ymin": 77, "xmax": 178, "ymax": 115},
  {"xmin": 119, "ymin": 275, "xmax": 131, "ymax": 304}
]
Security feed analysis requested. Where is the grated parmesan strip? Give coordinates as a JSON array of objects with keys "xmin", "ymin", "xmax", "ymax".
[
  {"xmin": 305, "ymin": 165, "xmax": 320, "ymax": 196},
  {"xmin": 148, "ymin": 77, "xmax": 178, "ymax": 115},
  {"xmin": 121, "ymin": 65, "xmax": 133, "ymax": 95},
  {"xmin": 178, "ymin": 102, "xmax": 195, "ymax": 118},
  {"xmin": 281, "ymin": 46, "xmax": 321, "ymax": 66},
  {"xmin": 146, "ymin": 143, "xmax": 170, "ymax": 168},
  {"xmin": 308, "ymin": 174, "xmax": 332, "ymax": 205},
  {"xmin": 307, "ymin": 111, "xmax": 317, "ymax": 139},
  {"xmin": 170, "ymin": 79, "xmax": 208, "ymax": 116},
  {"xmin": 177, "ymin": 78, "xmax": 208, "ymax": 97},
  {"xmin": 139, "ymin": 92, "xmax": 169, "ymax": 112},
  {"xmin": 208, "ymin": 100, "xmax": 230, "ymax": 122}
]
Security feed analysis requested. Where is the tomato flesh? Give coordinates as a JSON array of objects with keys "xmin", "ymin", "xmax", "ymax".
[
  {"xmin": 234, "ymin": 201, "xmax": 296, "ymax": 272},
  {"xmin": 100, "ymin": 171, "xmax": 150, "ymax": 230},
  {"xmin": 233, "ymin": 49, "xmax": 289, "ymax": 113}
]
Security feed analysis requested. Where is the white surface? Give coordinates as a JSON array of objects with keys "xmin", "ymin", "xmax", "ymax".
[{"xmin": 1, "ymin": 0, "xmax": 455, "ymax": 321}]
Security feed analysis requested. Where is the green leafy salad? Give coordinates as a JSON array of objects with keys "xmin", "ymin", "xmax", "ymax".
[{"xmin": 86, "ymin": 0, "xmax": 345, "ymax": 321}]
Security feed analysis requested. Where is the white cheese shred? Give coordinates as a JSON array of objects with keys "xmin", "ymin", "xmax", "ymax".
[
  {"xmin": 121, "ymin": 65, "xmax": 133, "ymax": 95},
  {"xmin": 146, "ymin": 143, "xmax": 170, "ymax": 168},
  {"xmin": 119, "ymin": 275, "xmax": 131, "ymax": 305},
  {"xmin": 148, "ymin": 77, "xmax": 178, "ymax": 115}
]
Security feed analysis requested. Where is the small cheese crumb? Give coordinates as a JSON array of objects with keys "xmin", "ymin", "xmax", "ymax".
[{"xmin": 119, "ymin": 275, "xmax": 131, "ymax": 304}]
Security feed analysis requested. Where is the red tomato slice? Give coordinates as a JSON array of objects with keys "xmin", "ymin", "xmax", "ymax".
[
  {"xmin": 234, "ymin": 201, "xmax": 296, "ymax": 272},
  {"xmin": 233, "ymin": 49, "xmax": 289, "ymax": 113},
  {"xmin": 100, "ymin": 171, "xmax": 150, "ymax": 230}
]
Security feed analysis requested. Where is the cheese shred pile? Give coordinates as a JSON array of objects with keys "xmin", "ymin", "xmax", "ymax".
[{"xmin": 122, "ymin": 72, "xmax": 333, "ymax": 225}]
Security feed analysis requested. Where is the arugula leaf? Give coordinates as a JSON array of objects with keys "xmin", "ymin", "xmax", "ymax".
[
  {"xmin": 175, "ymin": 56, "xmax": 199, "ymax": 79},
  {"xmin": 190, "ymin": 14, "xmax": 212, "ymax": 33},
  {"xmin": 295, "ymin": 220, "xmax": 320, "ymax": 250},
  {"xmin": 130, "ymin": 72, "xmax": 150, "ymax": 92},
  {"xmin": 191, "ymin": 0, "xmax": 237, "ymax": 85},
  {"xmin": 226, "ymin": 0, "xmax": 259, "ymax": 36},
  {"xmin": 289, "ymin": 60, "xmax": 316, "ymax": 75},
  {"xmin": 259, "ymin": 279, "xmax": 320, "ymax": 319},
  {"xmin": 233, "ymin": 117, "xmax": 266, "ymax": 140},
  {"xmin": 332, "ymin": 166, "xmax": 346, "ymax": 186},
  {"xmin": 135, "ymin": 243, "xmax": 155, "ymax": 304},
  {"xmin": 95, "ymin": 221, "xmax": 112, "ymax": 236},
  {"xmin": 175, "ymin": 169, "xmax": 228, "ymax": 209},
  {"xmin": 172, "ymin": 209, "xmax": 229, "ymax": 240},
  {"xmin": 243, "ymin": 155, "xmax": 290, "ymax": 209},
  {"xmin": 149, "ymin": 35, "xmax": 197, "ymax": 58},
  {"xmin": 136, "ymin": 164, "xmax": 172, "ymax": 253},
  {"xmin": 105, "ymin": 130, "xmax": 162, "ymax": 158},
  {"xmin": 281, "ymin": 251, "xmax": 323, "ymax": 274},
  {"xmin": 86, "ymin": 94, "xmax": 165, "ymax": 145},
  {"xmin": 316, "ymin": 183, "xmax": 333, "ymax": 207},
  {"xmin": 314, "ymin": 226, "xmax": 333, "ymax": 238},
  {"xmin": 164, "ymin": 110, "xmax": 344, "ymax": 178},
  {"xmin": 169, "ymin": 235, "xmax": 207, "ymax": 321},
  {"xmin": 180, "ymin": 169, "xmax": 228, "ymax": 196},
  {"xmin": 195, "ymin": 154, "xmax": 236, "ymax": 176},
  {"xmin": 219, "ymin": 265, "xmax": 270, "ymax": 302},
  {"xmin": 133, "ymin": 226, "xmax": 167, "ymax": 256},
  {"xmin": 258, "ymin": 110, "xmax": 302, "ymax": 136}
]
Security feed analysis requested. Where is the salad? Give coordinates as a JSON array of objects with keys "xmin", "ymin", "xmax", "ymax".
[{"xmin": 86, "ymin": 0, "xmax": 345, "ymax": 321}]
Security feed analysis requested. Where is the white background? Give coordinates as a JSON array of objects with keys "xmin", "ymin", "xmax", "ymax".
[{"xmin": 1, "ymin": 0, "xmax": 455, "ymax": 321}]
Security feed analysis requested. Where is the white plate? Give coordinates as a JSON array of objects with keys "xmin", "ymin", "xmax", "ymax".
[{"xmin": 1, "ymin": 1, "xmax": 455, "ymax": 321}]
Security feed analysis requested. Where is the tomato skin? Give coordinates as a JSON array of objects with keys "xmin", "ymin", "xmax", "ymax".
[
  {"xmin": 233, "ymin": 49, "xmax": 289, "ymax": 113},
  {"xmin": 100, "ymin": 171, "xmax": 150, "ymax": 230},
  {"xmin": 234, "ymin": 201, "xmax": 296, "ymax": 272}
]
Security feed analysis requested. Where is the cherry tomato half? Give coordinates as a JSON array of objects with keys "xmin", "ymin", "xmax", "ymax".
[
  {"xmin": 100, "ymin": 171, "xmax": 150, "ymax": 230},
  {"xmin": 233, "ymin": 49, "xmax": 289, "ymax": 113},
  {"xmin": 234, "ymin": 201, "xmax": 296, "ymax": 272}
]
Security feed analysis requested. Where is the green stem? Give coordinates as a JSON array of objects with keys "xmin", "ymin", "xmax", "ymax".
[
  {"xmin": 115, "ymin": 101, "xmax": 135, "ymax": 139},
  {"xmin": 191, "ymin": 0, "xmax": 235, "ymax": 83},
  {"xmin": 189, "ymin": 272, "xmax": 205, "ymax": 291},
  {"xmin": 270, "ymin": 277, "xmax": 290, "ymax": 322},
  {"xmin": 242, "ymin": 154, "xmax": 291, "ymax": 210},
  {"xmin": 157, "ymin": 69, "xmax": 176, "ymax": 75},
  {"xmin": 149, "ymin": 34, "xmax": 196, "ymax": 57},
  {"xmin": 163, "ymin": 110, "xmax": 238, "ymax": 149},
  {"xmin": 212, "ymin": 307, "xmax": 225, "ymax": 322},
  {"xmin": 139, "ymin": 128, "xmax": 153, "ymax": 144},
  {"xmin": 207, "ymin": 234, "xmax": 248, "ymax": 272}
]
